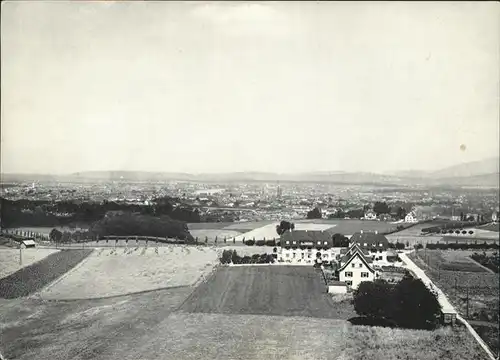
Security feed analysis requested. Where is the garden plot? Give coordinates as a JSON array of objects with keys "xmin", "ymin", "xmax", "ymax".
[
  {"xmin": 40, "ymin": 246, "xmax": 218, "ymax": 300},
  {"xmin": 234, "ymin": 223, "xmax": 334, "ymax": 242},
  {"xmin": 0, "ymin": 249, "xmax": 59, "ymax": 279}
]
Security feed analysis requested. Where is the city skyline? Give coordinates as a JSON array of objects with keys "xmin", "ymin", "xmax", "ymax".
[{"xmin": 2, "ymin": 2, "xmax": 499, "ymax": 175}]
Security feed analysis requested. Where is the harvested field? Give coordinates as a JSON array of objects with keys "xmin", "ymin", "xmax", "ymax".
[
  {"xmin": 414, "ymin": 249, "xmax": 491, "ymax": 272},
  {"xmin": 233, "ymin": 223, "xmax": 335, "ymax": 242},
  {"xmin": 222, "ymin": 221, "xmax": 274, "ymax": 231},
  {"xmin": 0, "ymin": 248, "xmax": 60, "ymax": 279},
  {"xmin": 40, "ymin": 246, "xmax": 218, "ymax": 300},
  {"xmin": 189, "ymin": 229, "xmax": 242, "ymax": 242},
  {"xmin": 180, "ymin": 266, "xmax": 357, "ymax": 319},
  {"xmin": 187, "ymin": 222, "xmax": 235, "ymax": 230},
  {"xmin": 0, "ymin": 250, "xmax": 92, "ymax": 299}
]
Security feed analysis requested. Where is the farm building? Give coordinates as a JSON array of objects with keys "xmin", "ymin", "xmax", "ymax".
[
  {"xmin": 327, "ymin": 280, "xmax": 348, "ymax": 294},
  {"xmin": 364, "ymin": 210, "xmax": 377, "ymax": 220},
  {"xmin": 279, "ymin": 230, "xmax": 334, "ymax": 264},
  {"xmin": 338, "ymin": 243, "xmax": 377, "ymax": 289},
  {"xmin": 21, "ymin": 239, "xmax": 36, "ymax": 248},
  {"xmin": 405, "ymin": 211, "xmax": 419, "ymax": 223}
]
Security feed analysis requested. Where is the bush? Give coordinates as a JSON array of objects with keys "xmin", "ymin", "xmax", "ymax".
[
  {"xmin": 220, "ymin": 250, "xmax": 234, "ymax": 264},
  {"xmin": 353, "ymin": 274, "xmax": 441, "ymax": 330},
  {"xmin": 245, "ymin": 239, "xmax": 255, "ymax": 246},
  {"xmin": 265, "ymin": 239, "xmax": 276, "ymax": 247},
  {"xmin": 255, "ymin": 240, "xmax": 265, "ymax": 246}
]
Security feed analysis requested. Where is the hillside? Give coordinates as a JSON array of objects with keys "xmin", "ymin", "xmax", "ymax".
[
  {"xmin": 3, "ymin": 157, "xmax": 499, "ymax": 187},
  {"xmin": 428, "ymin": 157, "xmax": 499, "ymax": 179}
]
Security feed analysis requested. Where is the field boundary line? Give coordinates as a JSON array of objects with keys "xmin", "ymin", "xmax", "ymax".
[
  {"xmin": 31, "ymin": 249, "xmax": 95, "ymax": 299},
  {"xmin": 38, "ymin": 285, "xmax": 191, "ymax": 302},
  {"xmin": 466, "ymin": 256, "xmax": 496, "ymax": 274},
  {"xmin": 174, "ymin": 264, "xmax": 221, "ymax": 312}
]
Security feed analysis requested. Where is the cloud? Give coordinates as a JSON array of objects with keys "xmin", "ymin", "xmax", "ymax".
[{"xmin": 190, "ymin": 3, "xmax": 294, "ymax": 38}]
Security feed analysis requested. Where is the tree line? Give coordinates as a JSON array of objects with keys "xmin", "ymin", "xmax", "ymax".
[{"xmin": 0, "ymin": 197, "xmax": 202, "ymax": 228}]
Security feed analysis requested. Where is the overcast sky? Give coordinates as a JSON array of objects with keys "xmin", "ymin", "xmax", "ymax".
[{"xmin": 2, "ymin": 1, "xmax": 499, "ymax": 174}]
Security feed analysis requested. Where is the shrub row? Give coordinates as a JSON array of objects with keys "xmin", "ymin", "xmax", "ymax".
[
  {"xmin": 219, "ymin": 250, "xmax": 276, "ymax": 264},
  {"xmin": 425, "ymin": 243, "xmax": 499, "ymax": 250},
  {"xmin": 244, "ymin": 239, "xmax": 279, "ymax": 247}
]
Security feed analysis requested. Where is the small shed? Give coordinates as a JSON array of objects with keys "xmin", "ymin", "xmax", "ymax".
[
  {"xmin": 328, "ymin": 281, "xmax": 348, "ymax": 294},
  {"xmin": 20, "ymin": 239, "xmax": 36, "ymax": 248}
]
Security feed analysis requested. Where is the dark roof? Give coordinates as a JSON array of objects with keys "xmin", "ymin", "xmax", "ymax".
[
  {"xmin": 280, "ymin": 230, "xmax": 333, "ymax": 247},
  {"xmin": 350, "ymin": 232, "xmax": 389, "ymax": 249},
  {"xmin": 338, "ymin": 243, "xmax": 375, "ymax": 273}
]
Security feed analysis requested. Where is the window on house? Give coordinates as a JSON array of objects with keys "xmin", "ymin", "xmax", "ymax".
[
  {"xmin": 361, "ymin": 272, "xmax": 369, "ymax": 278},
  {"xmin": 301, "ymin": 253, "xmax": 305, "ymax": 258},
  {"xmin": 379, "ymin": 243, "xmax": 383, "ymax": 247},
  {"xmin": 308, "ymin": 253, "xmax": 311, "ymax": 258},
  {"xmin": 292, "ymin": 241, "xmax": 297, "ymax": 244},
  {"xmin": 292, "ymin": 253, "xmax": 296, "ymax": 258},
  {"xmin": 323, "ymin": 253, "xmax": 328, "ymax": 258},
  {"xmin": 363, "ymin": 243, "xmax": 367, "ymax": 247},
  {"xmin": 379, "ymin": 249, "xmax": 383, "ymax": 253},
  {"xmin": 359, "ymin": 263, "xmax": 362, "ymax": 268},
  {"xmin": 286, "ymin": 241, "xmax": 290, "ymax": 244},
  {"xmin": 352, "ymin": 263, "xmax": 355, "ymax": 268},
  {"xmin": 317, "ymin": 241, "xmax": 321, "ymax": 245},
  {"xmin": 346, "ymin": 281, "xmax": 352, "ymax": 286},
  {"xmin": 345, "ymin": 272, "xmax": 353, "ymax": 278}
]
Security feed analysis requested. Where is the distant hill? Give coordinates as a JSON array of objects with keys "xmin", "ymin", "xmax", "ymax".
[
  {"xmin": 3, "ymin": 157, "xmax": 498, "ymax": 187},
  {"xmin": 427, "ymin": 157, "xmax": 499, "ymax": 178}
]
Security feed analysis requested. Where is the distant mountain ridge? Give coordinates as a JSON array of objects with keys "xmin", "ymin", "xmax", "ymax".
[{"xmin": 3, "ymin": 157, "xmax": 499, "ymax": 187}]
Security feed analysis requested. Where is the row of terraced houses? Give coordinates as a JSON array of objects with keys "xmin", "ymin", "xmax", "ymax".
[{"xmin": 278, "ymin": 229, "xmax": 398, "ymax": 289}]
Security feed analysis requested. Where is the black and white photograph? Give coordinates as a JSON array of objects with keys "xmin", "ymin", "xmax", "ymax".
[{"xmin": 0, "ymin": 1, "xmax": 499, "ymax": 360}]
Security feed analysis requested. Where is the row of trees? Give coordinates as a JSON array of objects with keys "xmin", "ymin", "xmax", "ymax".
[
  {"xmin": 424, "ymin": 242, "xmax": 499, "ymax": 250},
  {"xmin": 353, "ymin": 275, "xmax": 442, "ymax": 330},
  {"xmin": 220, "ymin": 250, "xmax": 276, "ymax": 264}
]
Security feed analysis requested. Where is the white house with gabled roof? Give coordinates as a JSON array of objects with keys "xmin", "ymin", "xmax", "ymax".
[{"xmin": 338, "ymin": 242, "xmax": 377, "ymax": 289}]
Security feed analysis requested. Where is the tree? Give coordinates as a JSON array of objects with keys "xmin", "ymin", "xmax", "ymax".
[
  {"xmin": 460, "ymin": 212, "xmax": 464, "ymax": 221},
  {"xmin": 307, "ymin": 207, "xmax": 322, "ymax": 219},
  {"xmin": 332, "ymin": 233, "xmax": 349, "ymax": 247},
  {"xmin": 392, "ymin": 276, "xmax": 441, "ymax": 330},
  {"xmin": 49, "ymin": 228, "xmax": 63, "ymax": 242},
  {"xmin": 276, "ymin": 220, "xmax": 295, "ymax": 235},
  {"xmin": 373, "ymin": 201, "xmax": 390, "ymax": 216},
  {"xmin": 220, "ymin": 250, "xmax": 233, "ymax": 264},
  {"xmin": 353, "ymin": 280, "xmax": 394, "ymax": 320},
  {"xmin": 396, "ymin": 207, "xmax": 407, "ymax": 220}
]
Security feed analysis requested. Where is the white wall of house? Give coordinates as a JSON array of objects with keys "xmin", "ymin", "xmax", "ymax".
[
  {"xmin": 279, "ymin": 247, "xmax": 333, "ymax": 264},
  {"xmin": 339, "ymin": 255, "xmax": 376, "ymax": 289},
  {"xmin": 328, "ymin": 285, "xmax": 347, "ymax": 294}
]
